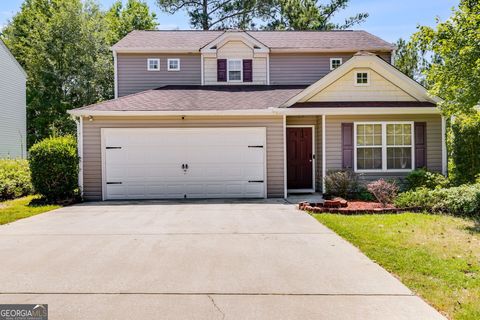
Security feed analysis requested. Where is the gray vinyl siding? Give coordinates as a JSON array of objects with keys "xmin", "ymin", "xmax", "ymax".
[
  {"xmin": 269, "ymin": 52, "xmax": 392, "ymax": 85},
  {"xmin": 117, "ymin": 53, "xmax": 201, "ymax": 97},
  {"xmin": 325, "ymin": 114, "xmax": 442, "ymax": 183},
  {"xmin": 0, "ymin": 42, "xmax": 26, "ymax": 158},
  {"xmin": 82, "ymin": 116, "xmax": 284, "ymax": 200}
]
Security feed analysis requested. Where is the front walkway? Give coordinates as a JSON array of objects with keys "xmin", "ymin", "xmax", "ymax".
[{"xmin": 0, "ymin": 200, "xmax": 444, "ymax": 319}]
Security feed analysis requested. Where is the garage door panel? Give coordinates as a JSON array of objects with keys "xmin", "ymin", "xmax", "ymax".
[{"xmin": 103, "ymin": 128, "xmax": 266, "ymax": 200}]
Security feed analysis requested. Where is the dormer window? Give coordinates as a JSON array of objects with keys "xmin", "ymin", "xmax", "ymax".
[
  {"xmin": 330, "ymin": 58, "xmax": 342, "ymax": 70},
  {"xmin": 227, "ymin": 59, "xmax": 242, "ymax": 82},
  {"xmin": 355, "ymin": 71, "xmax": 370, "ymax": 86},
  {"xmin": 147, "ymin": 58, "xmax": 160, "ymax": 71}
]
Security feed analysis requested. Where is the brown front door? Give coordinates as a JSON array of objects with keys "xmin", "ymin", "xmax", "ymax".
[{"xmin": 287, "ymin": 127, "xmax": 313, "ymax": 190}]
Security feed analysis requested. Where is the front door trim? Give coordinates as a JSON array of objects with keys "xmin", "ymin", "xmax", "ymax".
[{"xmin": 286, "ymin": 125, "xmax": 316, "ymax": 193}]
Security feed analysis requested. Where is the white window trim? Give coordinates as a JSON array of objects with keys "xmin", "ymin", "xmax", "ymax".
[
  {"xmin": 147, "ymin": 58, "xmax": 160, "ymax": 71},
  {"xmin": 167, "ymin": 58, "xmax": 180, "ymax": 71},
  {"xmin": 353, "ymin": 121, "xmax": 415, "ymax": 173},
  {"xmin": 354, "ymin": 70, "xmax": 370, "ymax": 86},
  {"xmin": 227, "ymin": 59, "xmax": 243, "ymax": 82},
  {"xmin": 330, "ymin": 57, "xmax": 342, "ymax": 70}
]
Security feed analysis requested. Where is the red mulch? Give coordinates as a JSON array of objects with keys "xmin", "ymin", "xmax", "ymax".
[{"xmin": 298, "ymin": 199, "xmax": 416, "ymax": 215}]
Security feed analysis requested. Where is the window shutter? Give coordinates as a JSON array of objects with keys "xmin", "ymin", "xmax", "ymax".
[
  {"xmin": 342, "ymin": 123, "xmax": 354, "ymax": 169},
  {"xmin": 217, "ymin": 59, "xmax": 227, "ymax": 82},
  {"xmin": 243, "ymin": 59, "xmax": 253, "ymax": 82},
  {"xmin": 414, "ymin": 122, "xmax": 427, "ymax": 168}
]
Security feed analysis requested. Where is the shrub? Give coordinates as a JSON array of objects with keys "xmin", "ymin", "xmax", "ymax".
[
  {"xmin": 395, "ymin": 184, "xmax": 480, "ymax": 217},
  {"xmin": 0, "ymin": 159, "xmax": 33, "ymax": 200},
  {"xmin": 405, "ymin": 168, "xmax": 449, "ymax": 191},
  {"xmin": 324, "ymin": 170, "xmax": 359, "ymax": 199},
  {"xmin": 29, "ymin": 136, "xmax": 79, "ymax": 202},
  {"xmin": 367, "ymin": 179, "xmax": 399, "ymax": 207},
  {"xmin": 450, "ymin": 113, "xmax": 480, "ymax": 185}
]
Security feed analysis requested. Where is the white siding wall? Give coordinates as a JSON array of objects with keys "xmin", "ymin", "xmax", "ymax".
[
  {"xmin": 203, "ymin": 41, "xmax": 268, "ymax": 85},
  {"xmin": 309, "ymin": 68, "xmax": 416, "ymax": 102},
  {"xmin": 0, "ymin": 42, "xmax": 26, "ymax": 158}
]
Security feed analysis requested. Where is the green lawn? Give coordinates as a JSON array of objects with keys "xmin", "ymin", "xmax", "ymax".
[
  {"xmin": 0, "ymin": 196, "xmax": 60, "ymax": 225},
  {"xmin": 314, "ymin": 213, "xmax": 480, "ymax": 320}
]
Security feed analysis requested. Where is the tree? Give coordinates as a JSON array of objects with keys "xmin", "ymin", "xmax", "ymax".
[
  {"xmin": 105, "ymin": 0, "xmax": 158, "ymax": 45},
  {"xmin": 2, "ymin": 0, "xmax": 112, "ymax": 146},
  {"xmin": 156, "ymin": 0, "xmax": 263, "ymax": 30},
  {"xmin": 393, "ymin": 38, "xmax": 429, "ymax": 86},
  {"xmin": 413, "ymin": 0, "xmax": 480, "ymax": 115},
  {"xmin": 156, "ymin": 0, "xmax": 367, "ymax": 30},
  {"xmin": 262, "ymin": 0, "xmax": 368, "ymax": 30}
]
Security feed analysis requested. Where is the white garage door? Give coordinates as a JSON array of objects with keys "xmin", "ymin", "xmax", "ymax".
[{"xmin": 102, "ymin": 128, "xmax": 266, "ymax": 200}]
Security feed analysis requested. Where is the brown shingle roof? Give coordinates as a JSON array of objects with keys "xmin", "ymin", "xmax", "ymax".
[
  {"xmin": 112, "ymin": 30, "xmax": 394, "ymax": 52},
  {"xmin": 74, "ymin": 85, "xmax": 307, "ymax": 112}
]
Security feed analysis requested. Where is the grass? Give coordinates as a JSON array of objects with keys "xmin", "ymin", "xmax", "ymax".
[
  {"xmin": 0, "ymin": 195, "xmax": 60, "ymax": 225},
  {"xmin": 314, "ymin": 213, "xmax": 480, "ymax": 320}
]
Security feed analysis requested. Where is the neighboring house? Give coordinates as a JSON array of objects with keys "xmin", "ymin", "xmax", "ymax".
[
  {"xmin": 0, "ymin": 40, "xmax": 27, "ymax": 158},
  {"xmin": 68, "ymin": 30, "xmax": 446, "ymax": 201}
]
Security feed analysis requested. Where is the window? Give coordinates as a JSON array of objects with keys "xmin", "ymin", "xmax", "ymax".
[
  {"xmin": 355, "ymin": 71, "xmax": 369, "ymax": 85},
  {"xmin": 227, "ymin": 59, "xmax": 242, "ymax": 82},
  {"xmin": 330, "ymin": 58, "xmax": 342, "ymax": 70},
  {"xmin": 354, "ymin": 122, "xmax": 414, "ymax": 172},
  {"xmin": 168, "ymin": 58, "xmax": 180, "ymax": 71},
  {"xmin": 147, "ymin": 58, "xmax": 160, "ymax": 71}
]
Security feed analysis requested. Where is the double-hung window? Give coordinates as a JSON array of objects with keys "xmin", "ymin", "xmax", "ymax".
[
  {"xmin": 227, "ymin": 59, "xmax": 242, "ymax": 82},
  {"xmin": 147, "ymin": 58, "xmax": 160, "ymax": 71},
  {"xmin": 168, "ymin": 58, "xmax": 180, "ymax": 71},
  {"xmin": 354, "ymin": 122, "xmax": 414, "ymax": 172}
]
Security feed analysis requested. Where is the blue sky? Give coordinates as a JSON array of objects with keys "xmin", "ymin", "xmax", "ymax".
[{"xmin": 0, "ymin": 0, "xmax": 458, "ymax": 42}]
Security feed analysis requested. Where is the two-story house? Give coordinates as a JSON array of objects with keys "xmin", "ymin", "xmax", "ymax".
[
  {"xmin": 0, "ymin": 40, "xmax": 27, "ymax": 158},
  {"xmin": 68, "ymin": 30, "xmax": 445, "ymax": 201}
]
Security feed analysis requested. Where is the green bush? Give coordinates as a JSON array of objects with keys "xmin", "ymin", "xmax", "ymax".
[
  {"xmin": 0, "ymin": 159, "xmax": 33, "ymax": 200},
  {"xmin": 395, "ymin": 184, "xmax": 480, "ymax": 217},
  {"xmin": 405, "ymin": 168, "xmax": 449, "ymax": 191},
  {"xmin": 450, "ymin": 114, "xmax": 480, "ymax": 185},
  {"xmin": 324, "ymin": 170, "xmax": 359, "ymax": 199},
  {"xmin": 29, "ymin": 136, "xmax": 79, "ymax": 202}
]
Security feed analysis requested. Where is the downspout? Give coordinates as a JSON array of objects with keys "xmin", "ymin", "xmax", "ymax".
[
  {"xmin": 113, "ymin": 50, "xmax": 118, "ymax": 98},
  {"xmin": 73, "ymin": 115, "xmax": 84, "ymax": 198},
  {"xmin": 322, "ymin": 115, "xmax": 326, "ymax": 193},
  {"xmin": 283, "ymin": 114, "xmax": 287, "ymax": 198},
  {"xmin": 441, "ymin": 116, "xmax": 447, "ymax": 176}
]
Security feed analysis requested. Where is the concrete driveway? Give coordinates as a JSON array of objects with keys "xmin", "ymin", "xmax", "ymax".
[{"xmin": 0, "ymin": 200, "xmax": 444, "ymax": 319}]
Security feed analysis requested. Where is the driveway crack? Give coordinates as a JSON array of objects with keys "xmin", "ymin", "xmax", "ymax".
[{"xmin": 208, "ymin": 294, "xmax": 225, "ymax": 319}]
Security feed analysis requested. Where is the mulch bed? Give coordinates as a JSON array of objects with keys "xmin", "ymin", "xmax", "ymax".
[{"xmin": 298, "ymin": 198, "xmax": 418, "ymax": 214}]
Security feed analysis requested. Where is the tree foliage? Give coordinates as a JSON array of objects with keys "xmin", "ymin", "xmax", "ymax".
[
  {"xmin": 262, "ymin": 0, "xmax": 368, "ymax": 30},
  {"xmin": 393, "ymin": 38, "xmax": 429, "ymax": 86},
  {"xmin": 1, "ymin": 0, "xmax": 158, "ymax": 146},
  {"xmin": 105, "ymin": 0, "xmax": 158, "ymax": 45},
  {"xmin": 413, "ymin": 0, "xmax": 480, "ymax": 115},
  {"xmin": 156, "ymin": 0, "xmax": 367, "ymax": 30}
]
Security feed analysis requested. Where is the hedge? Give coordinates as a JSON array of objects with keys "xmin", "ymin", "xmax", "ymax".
[
  {"xmin": 29, "ymin": 136, "xmax": 79, "ymax": 202},
  {"xmin": 0, "ymin": 159, "xmax": 33, "ymax": 200}
]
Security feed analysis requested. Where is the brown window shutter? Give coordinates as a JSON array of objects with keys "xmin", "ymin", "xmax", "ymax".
[
  {"xmin": 243, "ymin": 59, "xmax": 252, "ymax": 82},
  {"xmin": 414, "ymin": 122, "xmax": 427, "ymax": 168},
  {"xmin": 217, "ymin": 59, "xmax": 227, "ymax": 82},
  {"xmin": 342, "ymin": 123, "xmax": 354, "ymax": 169}
]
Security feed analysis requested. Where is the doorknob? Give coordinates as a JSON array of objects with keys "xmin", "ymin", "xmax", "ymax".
[
  {"xmin": 181, "ymin": 164, "xmax": 185, "ymax": 169},
  {"xmin": 185, "ymin": 164, "xmax": 189, "ymax": 169}
]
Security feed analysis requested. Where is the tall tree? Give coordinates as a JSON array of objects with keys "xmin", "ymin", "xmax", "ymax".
[
  {"xmin": 2, "ymin": 0, "xmax": 112, "ymax": 146},
  {"xmin": 156, "ymin": 0, "xmax": 263, "ymax": 30},
  {"xmin": 413, "ymin": 0, "xmax": 480, "ymax": 115},
  {"xmin": 393, "ymin": 38, "xmax": 429, "ymax": 86},
  {"xmin": 262, "ymin": 0, "xmax": 368, "ymax": 30},
  {"xmin": 105, "ymin": 0, "xmax": 158, "ymax": 45}
]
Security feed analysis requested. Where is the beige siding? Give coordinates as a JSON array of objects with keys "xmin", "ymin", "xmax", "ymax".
[
  {"xmin": 270, "ymin": 52, "xmax": 392, "ymax": 85},
  {"xmin": 117, "ymin": 53, "xmax": 201, "ymax": 97},
  {"xmin": 308, "ymin": 69, "xmax": 415, "ymax": 102},
  {"xmin": 325, "ymin": 114, "xmax": 442, "ymax": 181},
  {"xmin": 82, "ymin": 116, "xmax": 284, "ymax": 200},
  {"xmin": 203, "ymin": 41, "xmax": 268, "ymax": 85}
]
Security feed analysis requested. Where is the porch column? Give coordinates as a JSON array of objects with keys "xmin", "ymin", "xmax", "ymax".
[
  {"xmin": 322, "ymin": 114, "xmax": 326, "ymax": 193},
  {"xmin": 441, "ymin": 116, "xmax": 447, "ymax": 176},
  {"xmin": 283, "ymin": 115, "xmax": 288, "ymax": 198}
]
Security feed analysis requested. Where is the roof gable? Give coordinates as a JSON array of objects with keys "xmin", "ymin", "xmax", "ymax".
[
  {"xmin": 201, "ymin": 31, "xmax": 269, "ymax": 54},
  {"xmin": 282, "ymin": 52, "xmax": 440, "ymax": 107}
]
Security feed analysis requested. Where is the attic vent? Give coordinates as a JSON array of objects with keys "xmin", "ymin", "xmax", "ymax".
[
  {"xmin": 210, "ymin": 45, "xmax": 217, "ymax": 49},
  {"xmin": 253, "ymin": 45, "xmax": 260, "ymax": 49}
]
